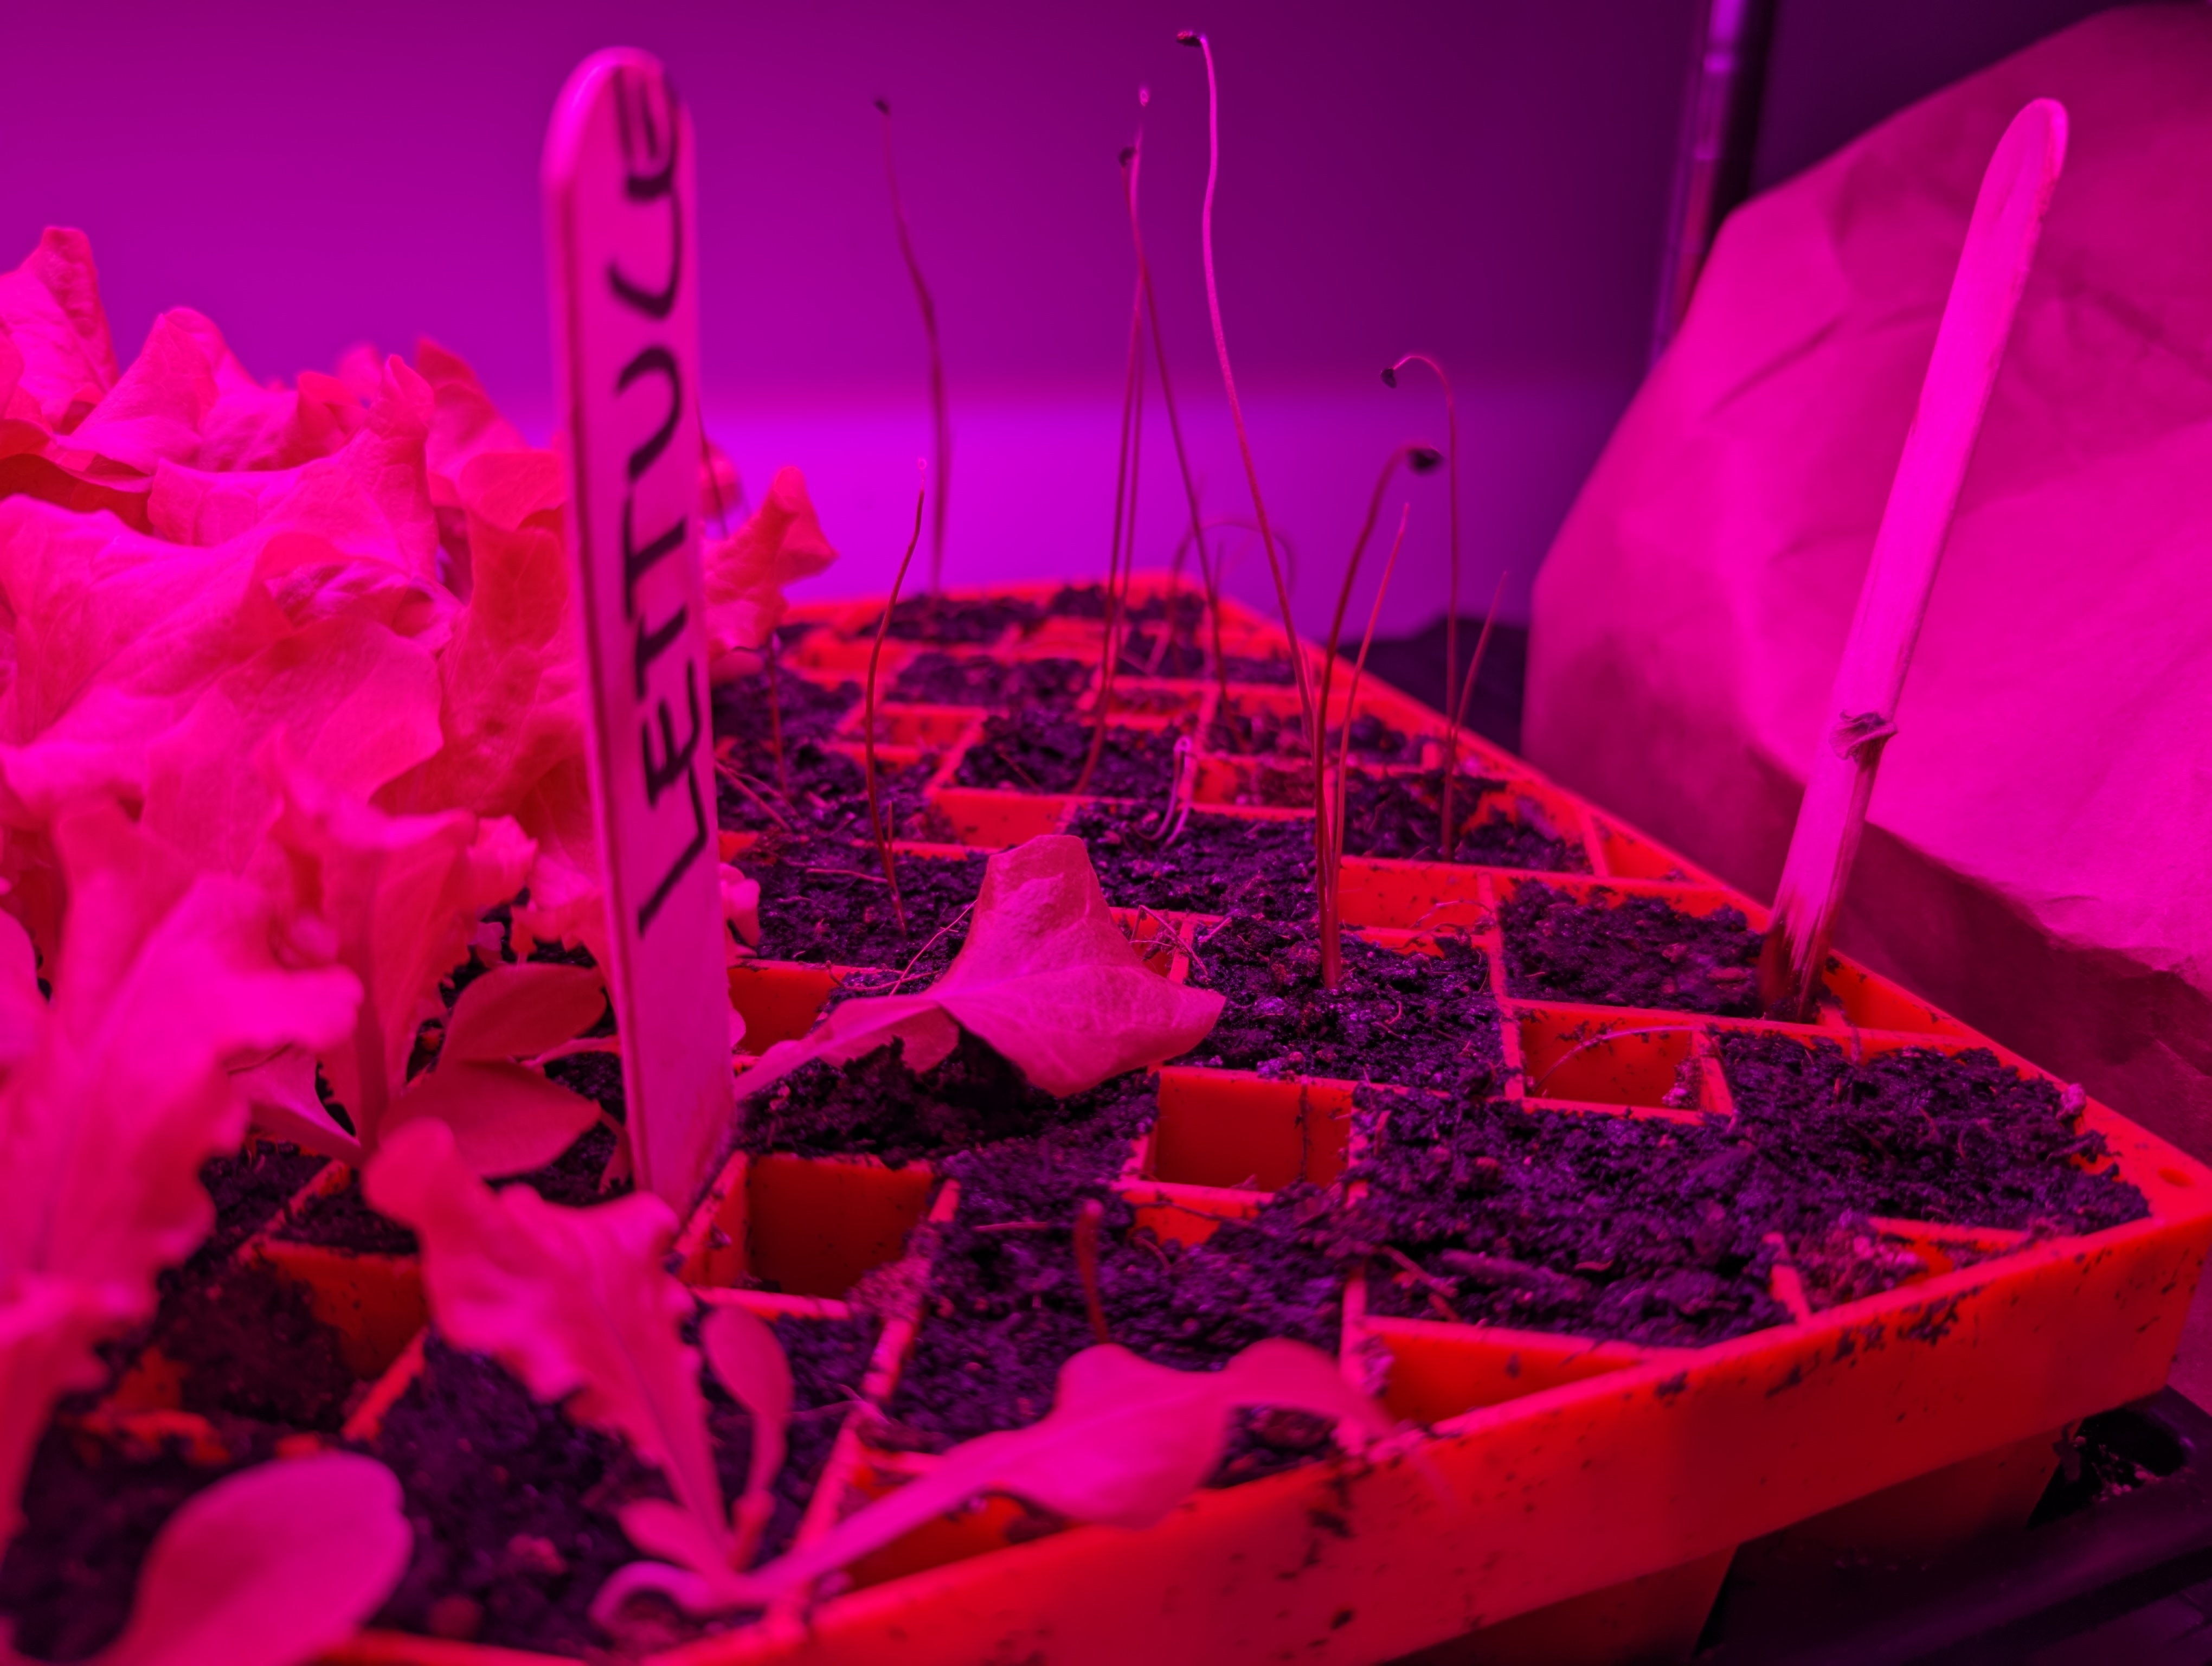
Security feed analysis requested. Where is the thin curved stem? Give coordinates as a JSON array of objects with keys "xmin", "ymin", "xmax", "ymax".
[
  {"xmin": 1126, "ymin": 96, "xmax": 1226, "ymax": 704},
  {"xmin": 878, "ymin": 100, "xmax": 950, "ymax": 594},
  {"xmin": 1180, "ymin": 31, "xmax": 1314, "ymax": 742},
  {"xmin": 1314, "ymin": 445, "xmax": 1418, "ymax": 986},
  {"xmin": 1336, "ymin": 503, "xmax": 1411, "ymax": 889},
  {"xmin": 1077, "ymin": 202, "xmax": 1150, "ymax": 799},
  {"xmin": 866, "ymin": 475, "xmax": 927, "ymax": 935},
  {"xmin": 1386, "ymin": 354, "xmax": 1459, "ymax": 849}
]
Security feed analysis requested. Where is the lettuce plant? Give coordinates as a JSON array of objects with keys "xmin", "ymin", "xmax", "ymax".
[{"xmin": 0, "ymin": 804, "xmax": 359, "ymax": 1554}]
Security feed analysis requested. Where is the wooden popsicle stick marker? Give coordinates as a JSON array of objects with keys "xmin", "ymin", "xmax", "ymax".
[
  {"xmin": 544, "ymin": 49, "xmax": 734, "ymax": 1206},
  {"xmin": 1760, "ymin": 99, "xmax": 2067, "ymax": 1021}
]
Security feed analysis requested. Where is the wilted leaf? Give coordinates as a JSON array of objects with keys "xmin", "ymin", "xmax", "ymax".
[
  {"xmin": 672, "ymin": 1339, "xmax": 1395, "ymax": 1611},
  {"xmin": 731, "ymin": 835, "xmax": 1222, "ymax": 1106}
]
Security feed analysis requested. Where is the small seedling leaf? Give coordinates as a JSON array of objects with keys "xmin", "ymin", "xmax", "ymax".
[
  {"xmin": 74, "ymin": 1453, "xmax": 411, "ymax": 1666},
  {"xmin": 364, "ymin": 1119, "xmax": 730, "ymax": 1552}
]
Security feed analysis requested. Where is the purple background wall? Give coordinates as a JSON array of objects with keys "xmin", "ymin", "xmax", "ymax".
[{"xmin": 0, "ymin": 0, "xmax": 2131, "ymax": 636}]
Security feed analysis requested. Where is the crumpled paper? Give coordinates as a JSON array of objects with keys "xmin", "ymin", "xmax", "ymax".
[{"xmin": 1526, "ymin": 4, "xmax": 2212, "ymax": 1157}]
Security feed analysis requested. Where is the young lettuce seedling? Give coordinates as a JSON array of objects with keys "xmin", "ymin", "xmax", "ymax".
[{"xmin": 365, "ymin": 1117, "xmax": 794, "ymax": 1622}]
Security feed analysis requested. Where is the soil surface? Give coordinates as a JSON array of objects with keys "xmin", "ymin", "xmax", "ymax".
[
  {"xmin": 1342, "ymin": 1090, "xmax": 1793, "ymax": 1346},
  {"xmin": 889, "ymin": 651, "xmax": 1090, "ymax": 708},
  {"xmin": 543, "ymin": 1053, "xmax": 625, "ymax": 1125},
  {"xmin": 737, "ymin": 1031, "xmax": 1158, "ymax": 1170},
  {"xmin": 1333, "ymin": 770, "xmax": 1586, "ymax": 872},
  {"xmin": 1045, "ymin": 586, "xmax": 1205, "ymax": 629},
  {"xmin": 951, "ymin": 710, "xmax": 1180, "ymax": 799},
  {"xmin": 1070, "ymin": 804, "xmax": 1316, "ymax": 919},
  {"xmin": 750, "ymin": 840, "xmax": 985, "ymax": 973},
  {"xmin": 715, "ymin": 738, "xmax": 944, "ymax": 845},
  {"xmin": 152, "ymin": 1261, "xmax": 363, "ymax": 1432},
  {"xmin": 1717, "ymin": 1035, "xmax": 2149, "ymax": 1234},
  {"xmin": 711, "ymin": 669, "xmax": 858, "ymax": 776},
  {"xmin": 276, "ymin": 1122, "xmax": 633, "ymax": 1257},
  {"xmin": 0, "ymin": 1422, "xmax": 274, "ymax": 1662},
  {"xmin": 882, "ymin": 1132, "xmax": 1343, "ymax": 1487},
  {"xmin": 372, "ymin": 1317, "xmax": 874, "ymax": 1656},
  {"xmin": 1500, "ymin": 883, "xmax": 1761, "ymax": 1014},
  {"xmin": 862, "ymin": 595, "xmax": 1041, "ymax": 645},
  {"xmin": 1181, "ymin": 918, "xmax": 1503, "ymax": 1094},
  {"xmin": 197, "ymin": 1142, "xmax": 328, "ymax": 1262},
  {"xmin": 1206, "ymin": 703, "xmax": 1417, "ymax": 765},
  {"xmin": 1116, "ymin": 631, "xmax": 1296, "ymax": 685},
  {"xmin": 276, "ymin": 1171, "xmax": 420, "ymax": 1257}
]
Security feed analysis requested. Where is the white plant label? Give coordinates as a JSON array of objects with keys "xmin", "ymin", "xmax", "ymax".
[{"xmin": 543, "ymin": 49, "xmax": 732, "ymax": 1206}]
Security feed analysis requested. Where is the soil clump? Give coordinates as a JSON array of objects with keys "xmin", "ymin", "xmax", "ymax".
[
  {"xmin": 1070, "ymin": 804, "xmax": 1316, "ymax": 919},
  {"xmin": 889, "ymin": 651, "xmax": 1089, "ymax": 708},
  {"xmin": 1181, "ymin": 918, "xmax": 1502, "ymax": 1093},
  {"xmin": 1500, "ymin": 883, "xmax": 1760, "ymax": 1013},
  {"xmin": 736, "ymin": 1033, "xmax": 1157, "ymax": 1170},
  {"xmin": 953, "ymin": 710, "xmax": 1180, "ymax": 799}
]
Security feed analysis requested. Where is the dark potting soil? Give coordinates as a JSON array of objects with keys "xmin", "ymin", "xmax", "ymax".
[
  {"xmin": 715, "ymin": 739, "xmax": 944, "ymax": 845},
  {"xmin": 1716, "ymin": 1034, "xmax": 2150, "ymax": 1235},
  {"xmin": 861, "ymin": 594, "xmax": 1040, "ymax": 645},
  {"xmin": 1206, "ymin": 703, "xmax": 1417, "ymax": 765},
  {"xmin": 150, "ymin": 1261, "xmax": 362, "ymax": 1432},
  {"xmin": 0, "ymin": 1422, "xmax": 272, "ymax": 1663},
  {"xmin": 951, "ymin": 709, "xmax": 1181, "ymax": 799},
  {"xmin": 751, "ymin": 840, "xmax": 985, "ymax": 973},
  {"xmin": 1117, "ymin": 630, "xmax": 1296, "ymax": 686},
  {"xmin": 737, "ymin": 1030, "xmax": 1159, "ymax": 1170},
  {"xmin": 372, "ymin": 1318, "xmax": 874, "ymax": 1656},
  {"xmin": 1342, "ymin": 1090, "xmax": 1794, "ymax": 1347},
  {"xmin": 882, "ymin": 1133, "xmax": 1342, "ymax": 1485},
  {"xmin": 1333, "ymin": 770, "xmax": 1586, "ymax": 872},
  {"xmin": 1181, "ymin": 917, "xmax": 1503, "ymax": 1094},
  {"xmin": 543, "ymin": 1051, "xmax": 625, "ymax": 1125},
  {"xmin": 1070, "ymin": 804, "xmax": 1315, "ymax": 919},
  {"xmin": 509, "ymin": 1120, "xmax": 631, "ymax": 1209},
  {"xmin": 277, "ymin": 1171, "xmax": 419, "ymax": 1257},
  {"xmin": 889, "ymin": 650, "xmax": 1091, "ymax": 708},
  {"xmin": 1500, "ymin": 882, "xmax": 1760, "ymax": 1015},
  {"xmin": 1045, "ymin": 585, "xmax": 1205, "ymax": 629},
  {"xmin": 710, "ymin": 668, "xmax": 858, "ymax": 774},
  {"xmin": 197, "ymin": 1141, "xmax": 327, "ymax": 1263}
]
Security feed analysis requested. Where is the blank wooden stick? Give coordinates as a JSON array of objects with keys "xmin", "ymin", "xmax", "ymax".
[{"xmin": 1759, "ymin": 99, "xmax": 2067, "ymax": 1021}]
